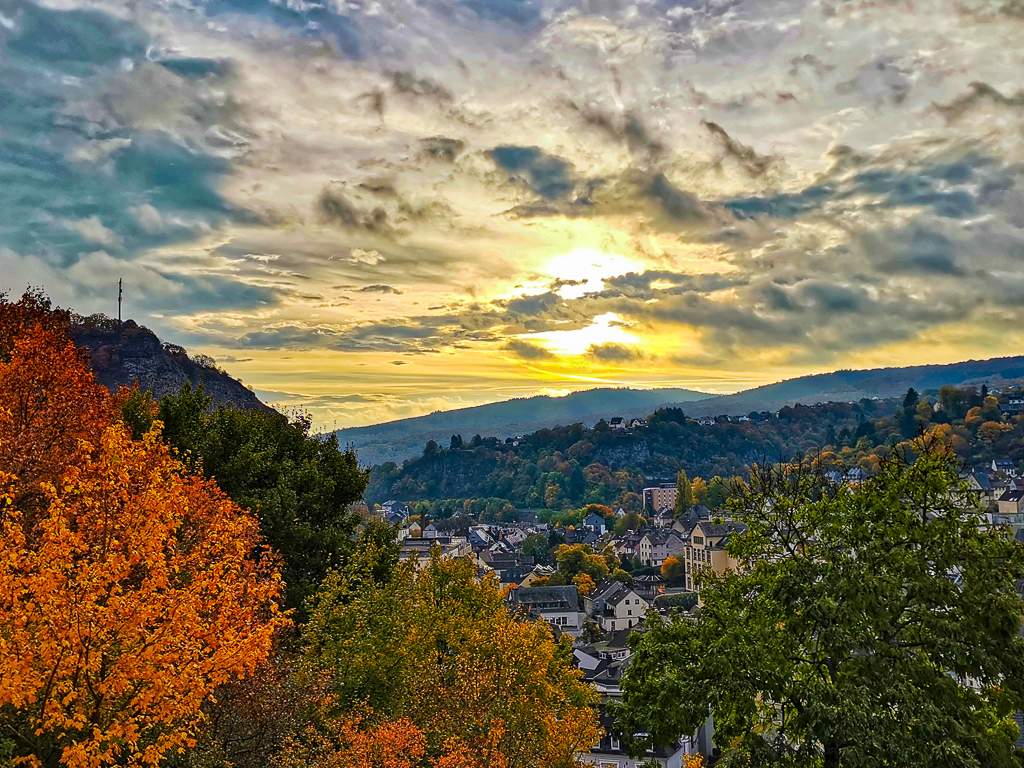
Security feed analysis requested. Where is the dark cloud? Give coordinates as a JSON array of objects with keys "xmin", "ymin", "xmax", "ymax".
[
  {"xmin": 586, "ymin": 342, "xmax": 649, "ymax": 363},
  {"xmin": 724, "ymin": 154, "xmax": 1014, "ymax": 222},
  {"xmin": 489, "ymin": 146, "xmax": 578, "ymax": 200},
  {"xmin": 702, "ymin": 120, "xmax": 776, "ymax": 177},
  {"xmin": 647, "ymin": 172, "xmax": 708, "ymax": 222},
  {"xmin": 359, "ymin": 284, "xmax": 403, "ymax": 294},
  {"xmin": 504, "ymin": 339, "xmax": 555, "ymax": 360},
  {"xmin": 316, "ymin": 185, "xmax": 390, "ymax": 231},
  {"xmin": 200, "ymin": 0, "xmax": 361, "ymax": 58},
  {"xmin": 935, "ymin": 82, "xmax": 1024, "ymax": 122},
  {"xmin": 156, "ymin": 57, "xmax": 231, "ymax": 80}
]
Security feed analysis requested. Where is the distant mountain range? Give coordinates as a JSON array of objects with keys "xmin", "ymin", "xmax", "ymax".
[
  {"xmin": 335, "ymin": 387, "xmax": 709, "ymax": 466},
  {"xmin": 338, "ymin": 356, "xmax": 1024, "ymax": 466}
]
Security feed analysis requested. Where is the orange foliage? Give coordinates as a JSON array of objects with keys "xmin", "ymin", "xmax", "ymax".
[
  {"xmin": 0, "ymin": 294, "xmax": 288, "ymax": 768},
  {"xmin": 573, "ymin": 573, "xmax": 596, "ymax": 596}
]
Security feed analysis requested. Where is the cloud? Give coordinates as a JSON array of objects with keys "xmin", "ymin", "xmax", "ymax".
[
  {"xmin": 504, "ymin": 339, "xmax": 556, "ymax": 360},
  {"xmin": 7, "ymin": 0, "xmax": 1024, "ymax": 428},
  {"xmin": 586, "ymin": 342, "xmax": 649, "ymax": 363}
]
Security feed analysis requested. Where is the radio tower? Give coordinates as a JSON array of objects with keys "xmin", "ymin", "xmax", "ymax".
[{"xmin": 118, "ymin": 278, "xmax": 123, "ymax": 325}]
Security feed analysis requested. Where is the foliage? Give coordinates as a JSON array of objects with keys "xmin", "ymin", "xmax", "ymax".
[
  {"xmin": 615, "ymin": 442, "xmax": 1024, "ymax": 768},
  {"xmin": 303, "ymin": 544, "xmax": 599, "ymax": 768},
  {"xmin": 651, "ymin": 592, "xmax": 698, "ymax": 612},
  {"xmin": 674, "ymin": 470, "xmax": 693, "ymax": 516},
  {"xmin": 130, "ymin": 385, "xmax": 369, "ymax": 615},
  {"xmin": 0, "ymin": 293, "xmax": 287, "ymax": 768},
  {"xmin": 660, "ymin": 556, "xmax": 685, "ymax": 585}
]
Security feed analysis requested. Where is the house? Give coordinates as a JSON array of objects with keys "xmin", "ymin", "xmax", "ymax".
[
  {"xmin": 381, "ymin": 499, "xmax": 410, "ymax": 517},
  {"xmin": 696, "ymin": 416, "xmax": 716, "ymax": 426},
  {"xmin": 685, "ymin": 520, "xmax": 747, "ymax": 594},
  {"xmin": 614, "ymin": 507, "xmax": 627, "ymax": 517},
  {"xmin": 613, "ymin": 531, "xmax": 643, "ymax": 560},
  {"xmin": 1004, "ymin": 398, "xmax": 1024, "ymax": 416},
  {"xmin": 994, "ymin": 459, "xmax": 1019, "ymax": 478},
  {"xmin": 583, "ymin": 513, "xmax": 608, "ymax": 534},
  {"xmin": 628, "ymin": 418, "xmax": 647, "ymax": 429},
  {"xmin": 405, "ymin": 520, "xmax": 422, "ymax": 538},
  {"xmin": 642, "ymin": 484, "xmax": 678, "ymax": 513},
  {"xmin": 584, "ymin": 709, "xmax": 705, "ymax": 768},
  {"xmin": 399, "ymin": 536, "xmax": 472, "ymax": 566},
  {"xmin": 587, "ymin": 581, "xmax": 648, "ymax": 632},
  {"xmin": 609, "ymin": 417, "xmax": 627, "ymax": 430},
  {"xmin": 998, "ymin": 490, "xmax": 1024, "ymax": 516},
  {"xmin": 638, "ymin": 529, "xmax": 685, "ymax": 567},
  {"xmin": 507, "ymin": 585, "xmax": 586, "ymax": 637},
  {"xmin": 518, "ymin": 564, "xmax": 555, "ymax": 587},
  {"xmin": 672, "ymin": 505, "xmax": 710, "ymax": 537},
  {"xmin": 653, "ymin": 506, "xmax": 675, "ymax": 528}
]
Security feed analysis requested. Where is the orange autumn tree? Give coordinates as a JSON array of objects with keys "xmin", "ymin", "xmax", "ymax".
[{"xmin": 0, "ymin": 292, "xmax": 288, "ymax": 768}]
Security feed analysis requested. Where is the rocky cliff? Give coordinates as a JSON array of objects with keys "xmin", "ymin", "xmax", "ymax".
[{"xmin": 72, "ymin": 315, "xmax": 268, "ymax": 411}]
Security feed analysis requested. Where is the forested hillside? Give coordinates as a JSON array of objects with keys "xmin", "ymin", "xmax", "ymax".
[{"xmin": 368, "ymin": 386, "xmax": 1024, "ymax": 514}]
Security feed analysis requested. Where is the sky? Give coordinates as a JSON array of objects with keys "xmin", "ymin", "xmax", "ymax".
[{"xmin": 2, "ymin": 0, "xmax": 1024, "ymax": 428}]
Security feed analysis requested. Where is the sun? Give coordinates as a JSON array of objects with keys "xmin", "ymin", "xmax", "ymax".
[
  {"xmin": 525, "ymin": 312, "xmax": 640, "ymax": 356},
  {"xmin": 543, "ymin": 249, "xmax": 645, "ymax": 299}
]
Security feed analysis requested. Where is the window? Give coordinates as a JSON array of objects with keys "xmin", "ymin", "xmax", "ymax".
[
  {"xmin": 627, "ymin": 610, "xmax": 632, "ymax": 616},
  {"xmin": 609, "ymin": 738, "xmax": 621, "ymax": 751},
  {"xmin": 611, "ymin": 620, "xmax": 616, "ymax": 630}
]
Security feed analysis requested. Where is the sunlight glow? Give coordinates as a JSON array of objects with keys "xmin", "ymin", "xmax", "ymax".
[
  {"xmin": 526, "ymin": 313, "xmax": 640, "ymax": 356},
  {"xmin": 544, "ymin": 249, "xmax": 645, "ymax": 299}
]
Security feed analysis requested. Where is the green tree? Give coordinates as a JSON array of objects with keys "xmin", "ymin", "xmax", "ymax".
[
  {"xmin": 614, "ymin": 510, "xmax": 642, "ymax": 535},
  {"xmin": 521, "ymin": 532, "xmax": 552, "ymax": 564},
  {"xmin": 303, "ymin": 545, "xmax": 598, "ymax": 767},
  {"xmin": 615, "ymin": 442, "xmax": 1024, "ymax": 768},
  {"xmin": 149, "ymin": 386, "xmax": 369, "ymax": 616},
  {"xmin": 674, "ymin": 470, "xmax": 693, "ymax": 517}
]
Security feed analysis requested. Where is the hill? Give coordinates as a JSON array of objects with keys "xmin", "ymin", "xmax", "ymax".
[
  {"xmin": 335, "ymin": 387, "xmax": 710, "ymax": 466},
  {"xmin": 72, "ymin": 313, "xmax": 268, "ymax": 412},
  {"xmin": 672, "ymin": 357, "xmax": 1024, "ymax": 417},
  {"xmin": 342, "ymin": 356, "xmax": 1024, "ymax": 466}
]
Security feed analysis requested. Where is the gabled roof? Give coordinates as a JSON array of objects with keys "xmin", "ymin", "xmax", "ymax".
[
  {"xmin": 999, "ymin": 489, "xmax": 1024, "ymax": 503},
  {"xmin": 695, "ymin": 520, "xmax": 747, "ymax": 539},
  {"xmin": 508, "ymin": 585, "xmax": 581, "ymax": 612}
]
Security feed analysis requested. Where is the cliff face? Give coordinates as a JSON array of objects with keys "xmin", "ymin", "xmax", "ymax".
[{"xmin": 72, "ymin": 318, "xmax": 268, "ymax": 411}]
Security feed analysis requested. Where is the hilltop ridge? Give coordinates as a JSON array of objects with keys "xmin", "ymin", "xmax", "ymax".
[{"xmin": 71, "ymin": 314, "xmax": 268, "ymax": 412}]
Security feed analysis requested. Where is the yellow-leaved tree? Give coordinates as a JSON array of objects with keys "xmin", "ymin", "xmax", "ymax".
[
  {"xmin": 295, "ymin": 527, "xmax": 599, "ymax": 768},
  {"xmin": 0, "ymin": 292, "xmax": 288, "ymax": 768}
]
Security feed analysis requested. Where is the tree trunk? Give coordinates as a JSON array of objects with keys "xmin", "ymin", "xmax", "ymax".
[{"xmin": 824, "ymin": 740, "xmax": 841, "ymax": 768}]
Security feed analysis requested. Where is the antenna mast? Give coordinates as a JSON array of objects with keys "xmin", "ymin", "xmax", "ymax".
[{"xmin": 118, "ymin": 278, "xmax": 122, "ymax": 325}]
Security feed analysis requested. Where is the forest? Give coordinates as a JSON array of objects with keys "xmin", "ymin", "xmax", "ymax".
[{"xmin": 367, "ymin": 385, "xmax": 1024, "ymax": 515}]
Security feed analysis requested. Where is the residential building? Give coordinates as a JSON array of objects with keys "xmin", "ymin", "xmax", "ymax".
[
  {"xmin": 642, "ymin": 484, "xmax": 678, "ymax": 513},
  {"xmin": 998, "ymin": 489, "xmax": 1024, "ymax": 517},
  {"xmin": 587, "ymin": 581, "xmax": 648, "ymax": 632},
  {"xmin": 638, "ymin": 529, "xmax": 685, "ymax": 567},
  {"xmin": 685, "ymin": 520, "xmax": 747, "ymax": 594},
  {"xmin": 507, "ymin": 585, "xmax": 586, "ymax": 637},
  {"xmin": 994, "ymin": 459, "xmax": 1019, "ymax": 478},
  {"xmin": 584, "ymin": 512, "xmax": 608, "ymax": 534}
]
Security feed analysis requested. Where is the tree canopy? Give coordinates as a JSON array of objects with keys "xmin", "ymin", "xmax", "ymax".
[
  {"xmin": 615, "ymin": 442, "xmax": 1024, "ymax": 768},
  {"xmin": 302, "ymin": 535, "xmax": 598, "ymax": 768},
  {"xmin": 125, "ymin": 384, "xmax": 368, "ymax": 615},
  {"xmin": 0, "ymin": 292, "xmax": 286, "ymax": 768}
]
